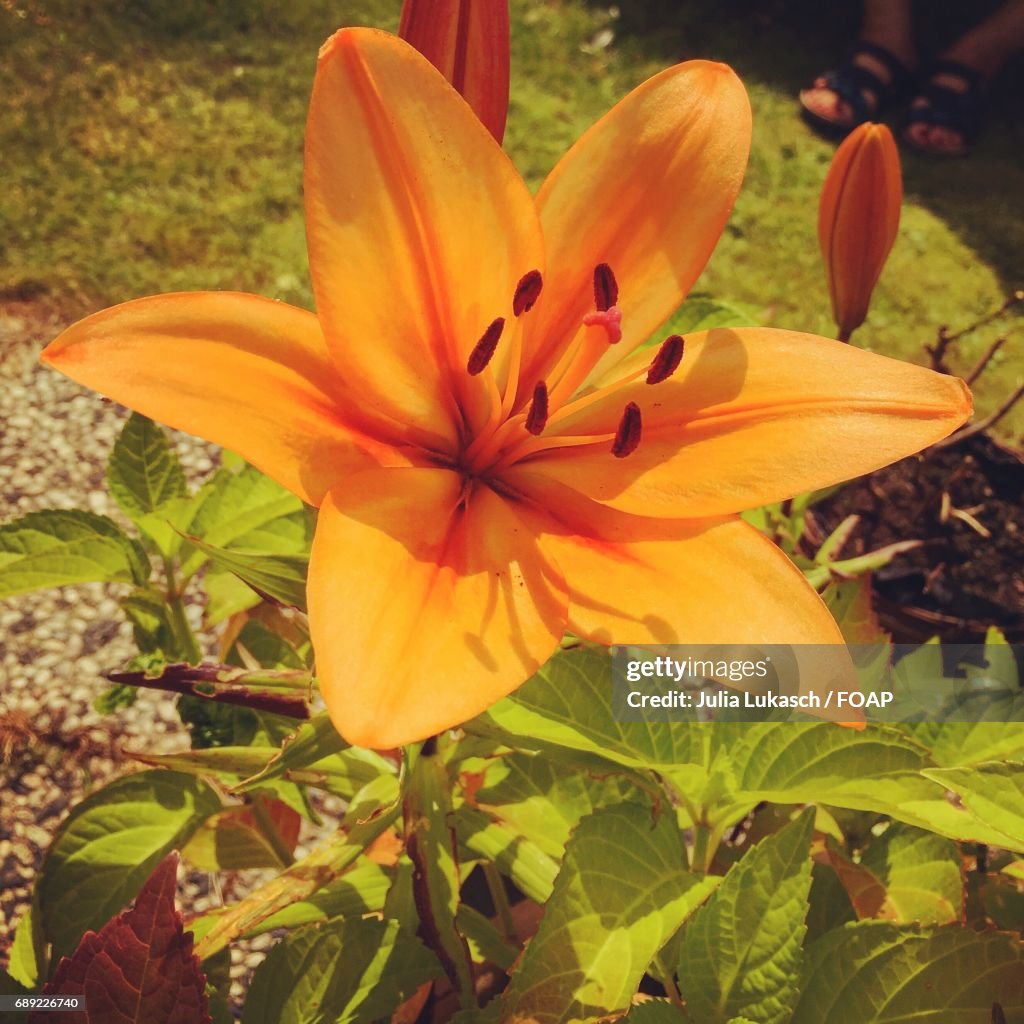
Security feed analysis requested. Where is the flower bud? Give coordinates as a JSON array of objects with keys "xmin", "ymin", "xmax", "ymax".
[
  {"xmin": 818, "ymin": 123, "xmax": 902, "ymax": 342},
  {"xmin": 399, "ymin": 0, "xmax": 510, "ymax": 143}
]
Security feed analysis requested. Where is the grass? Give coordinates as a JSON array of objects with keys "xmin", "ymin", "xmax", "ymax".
[{"xmin": 2, "ymin": 0, "xmax": 1021, "ymax": 440}]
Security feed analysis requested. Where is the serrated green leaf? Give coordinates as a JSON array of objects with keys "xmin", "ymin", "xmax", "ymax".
[
  {"xmin": 474, "ymin": 646, "xmax": 705, "ymax": 778},
  {"xmin": 182, "ymin": 465, "xmax": 310, "ymax": 577},
  {"xmin": 676, "ymin": 810, "xmax": 814, "ymax": 1024},
  {"xmin": 921, "ymin": 763, "xmax": 1024, "ymax": 851},
  {"xmin": 498, "ymin": 803, "xmax": 718, "ymax": 1023},
  {"xmin": 107, "ymin": 412, "xmax": 187, "ymax": 523},
  {"xmin": 793, "ymin": 922, "xmax": 1024, "ymax": 1022},
  {"xmin": 858, "ymin": 824, "xmax": 963, "ymax": 924},
  {"xmin": 472, "ymin": 751, "xmax": 643, "ymax": 860},
  {"xmin": 39, "ymin": 770, "xmax": 220, "ymax": 959},
  {"xmin": 184, "ymin": 533, "xmax": 308, "ymax": 610},
  {"xmin": 0, "ymin": 509, "xmax": 150, "ymax": 596},
  {"xmin": 241, "ymin": 918, "xmax": 439, "ymax": 1024}
]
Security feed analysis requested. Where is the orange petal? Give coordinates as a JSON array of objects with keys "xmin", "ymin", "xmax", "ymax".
[
  {"xmin": 509, "ymin": 476, "xmax": 858, "ymax": 714},
  {"xmin": 819, "ymin": 123, "xmax": 902, "ymax": 340},
  {"xmin": 306, "ymin": 29, "xmax": 542, "ymax": 444},
  {"xmin": 399, "ymin": 0, "xmax": 510, "ymax": 143},
  {"xmin": 519, "ymin": 60, "xmax": 751, "ymax": 389},
  {"xmin": 40, "ymin": 292, "xmax": 395, "ymax": 506},
  {"xmin": 509, "ymin": 472, "xmax": 843, "ymax": 645},
  {"xmin": 524, "ymin": 327, "xmax": 971, "ymax": 517},
  {"xmin": 308, "ymin": 468, "xmax": 568, "ymax": 748}
]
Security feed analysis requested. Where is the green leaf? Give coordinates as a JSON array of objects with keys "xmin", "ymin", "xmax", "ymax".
[
  {"xmin": 195, "ymin": 789, "xmax": 399, "ymax": 961},
  {"xmin": 0, "ymin": 509, "xmax": 150, "ymax": 596},
  {"xmin": 498, "ymin": 803, "xmax": 718, "ymax": 1022},
  {"xmin": 471, "ymin": 750, "xmax": 644, "ymax": 860},
  {"xmin": 859, "ymin": 824, "xmax": 964, "ymax": 924},
  {"xmin": 120, "ymin": 586, "xmax": 179, "ymax": 655},
  {"xmin": 182, "ymin": 465, "xmax": 309, "ymax": 578},
  {"xmin": 39, "ymin": 770, "xmax": 221, "ymax": 959},
  {"xmin": 184, "ymin": 534, "xmax": 308, "ymax": 611},
  {"xmin": 188, "ymin": 861, "xmax": 391, "ymax": 947},
  {"xmin": 107, "ymin": 412, "xmax": 187, "ymax": 520},
  {"xmin": 675, "ymin": 810, "xmax": 814, "ymax": 1024},
  {"xmin": 7, "ymin": 897, "xmax": 44, "ymax": 989},
  {"xmin": 474, "ymin": 646, "xmax": 705, "ymax": 778},
  {"xmin": 241, "ymin": 918, "xmax": 438, "ymax": 1024},
  {"xmin": 455, "ymin": 806, "xmax": 559, "ymax": 904},
  {"xmin": 921, "ymin": 763, "xmax": 1024, "ymax": 851},
  {"xmin": 456, "ymin": 905, "xmax": 519, "ymax": 972},
  {"xmin": 793, "ymin": 922, "xmax": 1024, "ymax": 1022}
]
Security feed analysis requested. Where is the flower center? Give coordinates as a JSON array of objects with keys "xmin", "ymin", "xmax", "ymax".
[{"xmin": 456, "ymin": 264, "xmax": 685, "ymax": 482}]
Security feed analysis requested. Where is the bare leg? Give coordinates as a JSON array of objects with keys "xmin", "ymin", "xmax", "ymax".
[
  {"xmin": 906, "ymin": 0, "xmax": 1024, "ymax": 154},
  {"xmin": 801, "ymin": 0, "xmax": 916, "ymax": 128}
]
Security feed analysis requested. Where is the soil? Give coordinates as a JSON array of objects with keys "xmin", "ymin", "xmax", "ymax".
[{"xmin": 814, "ymin": 432, "xmax": 1024, "ymax": 643}]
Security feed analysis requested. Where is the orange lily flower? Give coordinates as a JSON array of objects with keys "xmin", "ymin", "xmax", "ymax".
[
  {"xmin": 41, "ymin": 30, "xmax": 970, "ymax": 748},
  {"xmin": 399, "ymin": 0, "xmax": 509, "ymax": 142},
  {"xmin": 819, "ymin": 122, "xmax": 902, "ymax": 342}
]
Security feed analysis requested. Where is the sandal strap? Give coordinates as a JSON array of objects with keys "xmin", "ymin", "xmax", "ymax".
[
  {"xmin": 817, "ymin": 42, "xmax": 911, "ymax": 124},
  {"xmin": 928, "ymin": 58, "xmax": 986, "ymax": 94},
  {"xmin": 849, "ymin": 41, "xmax": 913, "ymax": 90}
]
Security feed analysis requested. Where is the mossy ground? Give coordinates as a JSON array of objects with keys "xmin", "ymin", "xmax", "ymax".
[{"xmin": 2, "ymin": 0, "xmax": 1021, "ymax": 439}]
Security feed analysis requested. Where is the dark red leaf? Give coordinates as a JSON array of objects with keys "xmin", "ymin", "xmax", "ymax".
[{"xmin": 31, "ymin": 852, "xmax": 211, "ymax": 1024}]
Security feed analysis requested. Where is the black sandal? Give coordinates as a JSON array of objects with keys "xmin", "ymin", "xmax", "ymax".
[
  {"xmin": 903, "ymin": 59, "xmax": 985, "ymax": 157},
  {"xmin": 800, "ymin": 41, "xmax": 912, "ymax": 138}
]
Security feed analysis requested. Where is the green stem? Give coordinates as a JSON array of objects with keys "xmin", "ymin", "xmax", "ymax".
[
  {"xmin": 482, "ymin": 860, "xmax": 516, "ymax": 943},
  {"xmin": 250, "ymin": 796, "xmax": 296, "ymax": 868},
  {"xmin": 691, "ymin": 823, "xmax": 709, "ymax": 876},
  {"xmin": 653, "ymin": 953, "xmax": 685, "ymax": 1009},
  {"xmin": 163, "ymin": 556, "xmax": 201, "ymax": 664}
]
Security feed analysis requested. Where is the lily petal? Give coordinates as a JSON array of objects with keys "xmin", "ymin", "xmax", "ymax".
[
  {"xmin": 40, "ymin": 292, "xmax": 392, "ymax": 506},
  {"xmin": 510, "ymin": 475, "xmax": 858, "ymax": 714},
  {"xmin": 309, "ymin": 468, "xmax": 568, "ymax": 748},
  {"xmin": 510, "ymin": 471, "xmax": 845, "ymax": 646},
  {"xmin": 306, "ymin": 29, "xmax": 542, "ymax": 443},
  {"xmin": 525, "ymin": 327, "xmax": 971, "ymax": 517},
  {"xmin": 520, "ymin": 60, "xmax": 751, "ymax": 388},
  {"xmin": 399, "ymin": 0, "xmax": 510, "ymax": 143}
]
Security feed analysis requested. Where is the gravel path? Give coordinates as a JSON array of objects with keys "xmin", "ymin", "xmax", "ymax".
[{"xmin": 0, "ymin": 302, "xmax": 303, "ymax": 1004}]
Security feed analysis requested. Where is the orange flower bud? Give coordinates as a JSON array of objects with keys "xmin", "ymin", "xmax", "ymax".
[
  {"xmin": 399, "ymin": 0, "xmax": 510, "ymax": 143},
  {"xmin": 818, "ymin": 123, "xmax": 902, "ymax": 342}
]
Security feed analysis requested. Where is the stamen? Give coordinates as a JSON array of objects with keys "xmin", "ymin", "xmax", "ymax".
[
  {"xmin": 594, "ymin": 263, "xmax": 618, "ymax": 311},
  {"xmin": 582, "ymin": 306, "xmax": 623, "ymax": 344},
  {"xmin": 646, "ymin": 335, "xmax": 685, "ymax": 384},
  {"xmin": 611, "ymin": 402, "xmax": 642, "ymax": 458},
  {"xmin": 525, "ymin": 381, "xmax": 549, "ymax": 435},
  {"xmin": 466, "ymin": 317, "xmax": 505, "ymax": 375},
  {"xmin": 513, "ymin": 270, "xmax": 543, "ymax": 316}
]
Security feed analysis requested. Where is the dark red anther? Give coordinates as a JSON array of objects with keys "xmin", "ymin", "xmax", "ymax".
[
  {"xmin": 525, "ymin": 381, "xmax": 549, "ymax": 435},
  {"xmin": 611, "ymin": 402, "xmax": 642, "ymax": 458},
  {"xmin": 513, "ymin": 270, "xmax": 543, "ymax": 316},
  {"xmin": 466, "ymin": 317, "xmax": 505, "ymax": 375},
  {"xmin": 593, "ymin": 263, "xmax": 618, "ymax": 312},
  {"xmin": 646, "ymin": 335, "xmax": 685, "ymax": 384}
]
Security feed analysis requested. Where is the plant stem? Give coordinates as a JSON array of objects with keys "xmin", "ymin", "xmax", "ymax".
[
  {"xmin": 653, "ymin": 953, "xmax": 685, "ymax": 1008},
  {"xmin": 482, "ymin": 860, "xmax": 516, "ymax": 943}
]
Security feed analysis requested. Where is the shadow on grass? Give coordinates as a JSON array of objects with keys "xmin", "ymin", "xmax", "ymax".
[{"xmin": 593, "ymin": 0, "xmax": 1024, "ymax": 297}]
